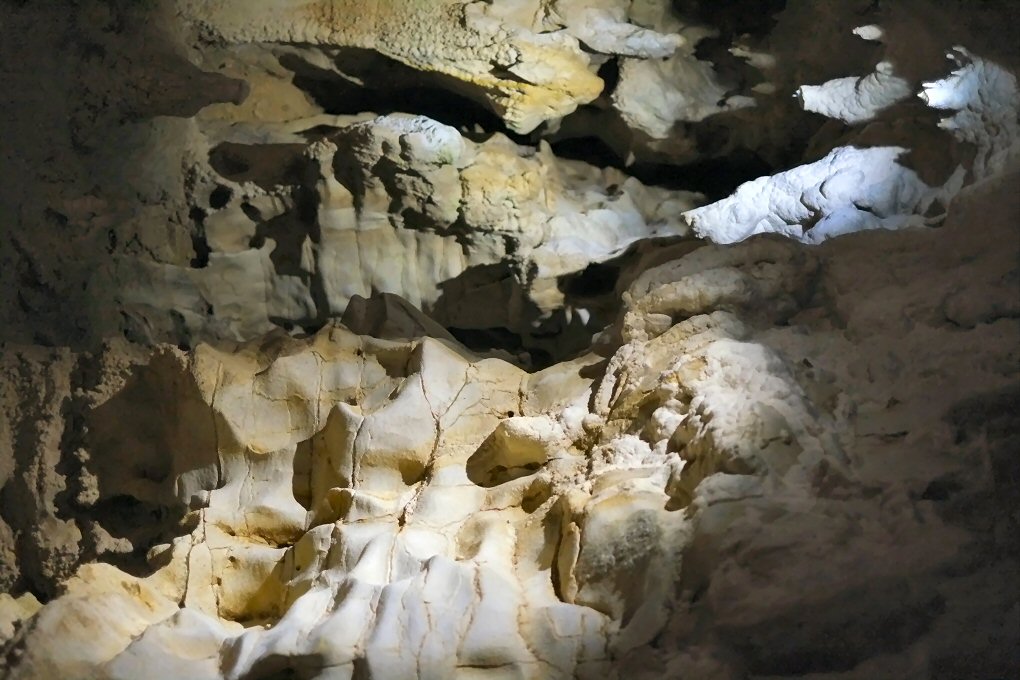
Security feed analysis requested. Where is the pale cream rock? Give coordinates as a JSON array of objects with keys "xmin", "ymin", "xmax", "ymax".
[
  {"xmin": 614, "ymin": 49, "xmax": 756, "ymax": 139},
  {"xmin": 7, "ymin": 564, "xmax": 182, "ymax": 679},
  {"xmin": 0, "ymin": 592, "xmax": 41, "ymax": 644},
  {"xmin": 2, "ymin": 2, "xmax": 1019, "ymax": 679},
  {"xmin": 8, "ymin": 168, "xmax": 1020, "ymax": 678},
  {"xmin": 610, "ymin": 3, "xmax": 754, "ymax": 139},
  {"xmin": 111, "ymin": 113, "xmax": 700, "ymax": 348},
  {"xmin": 176, "ymin": 0, "xmax": 605, "ymax": 133},
  {"xmin": 326, "ymin": 115, "xmax": 697, "ymax": 328}
]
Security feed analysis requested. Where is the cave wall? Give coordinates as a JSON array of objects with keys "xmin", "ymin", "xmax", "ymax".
[{"xmin": 1, "ymin": 1, "xmax": 1018, "ymax": 679}]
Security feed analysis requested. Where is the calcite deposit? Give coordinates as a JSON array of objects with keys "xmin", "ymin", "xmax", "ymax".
[{"xmin": 1, "ymin": 1, "xmax": 1018, "ymax": 679}]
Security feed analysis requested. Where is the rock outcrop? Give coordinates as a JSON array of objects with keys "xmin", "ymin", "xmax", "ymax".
[{"xmin": 1, "ymin": 1, "xmax": 1018, "ymax": 679}]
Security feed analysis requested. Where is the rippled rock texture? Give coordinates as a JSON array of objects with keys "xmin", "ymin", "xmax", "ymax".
[{"xmin": 1, "ymin": 1, "xmax": 1018, "ymax": 679}]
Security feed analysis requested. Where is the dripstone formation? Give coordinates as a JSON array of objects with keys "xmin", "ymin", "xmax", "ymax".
[{"xmin": 1, "ymin": 1, "xmax": 1018, "ymax": 679}]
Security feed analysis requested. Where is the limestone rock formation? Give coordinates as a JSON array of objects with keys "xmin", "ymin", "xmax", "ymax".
[
  {"xmin": 111, "ymin": 111, "xmax": 698, "ymax": 361},
  {"xmin": 1, "ymin": 1, "xmax": 1018, "ymax": 679}
]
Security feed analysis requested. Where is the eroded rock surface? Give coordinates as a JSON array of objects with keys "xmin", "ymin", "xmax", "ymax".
[
  {"xmin": 4, "ymin": 165, "xmax": 1017, "ymax": 679},
  {"xmin": 1, "ymin": 1, "xmax": 1018, "ymax": 679}
]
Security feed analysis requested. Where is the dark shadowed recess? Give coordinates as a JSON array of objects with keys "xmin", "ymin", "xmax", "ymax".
[
  {"xmin": 281, "ymin": 43, "xmax": 781, "ymax": 199},
  {"xmin": 235, "ymin": 653, "xmax": 327, "ymax": 680},
  {"xmin": 278, "ymin": 48, "xmax": 532, "ymax": 145},
  {"xmin": 551, "ymin": 134, "xmax": 775, "ymax": 201},
  {"xmin": 673, "ymin": 0, "xmax": 789, "ymax": 40},
  {"xmin": 546, "ymin": 53, "xmax": 780, "ymax": 198},
  {"xmin": 209, "ymin": 142, "xmax": 310, "ymax": 190},
  {"xmin": 83, "ymin": 354, "xmax": 220, "ymax": 579},
  {"xmin": 428, "ymin": 236, "xmax": 693, "ymax": 371}
]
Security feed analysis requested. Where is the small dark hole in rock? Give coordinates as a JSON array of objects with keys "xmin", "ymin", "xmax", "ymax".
[
  {"xmin": 560, "ymin": 262, "xmax": 620, "ymax": 298},
  {"xmin": 921, "ymin": 477, "xmax": 963, "ymax": 502},
  {"xmin": 241, "ymin": 202, "xmax": 263, "ymax": 222},
  {"xmin": 209, "ymin": 185, "xmax": 233, "ymax": 210},
  {"xmin": 191, "ymin": 234, "xmax": 211, "ymax": 268}
]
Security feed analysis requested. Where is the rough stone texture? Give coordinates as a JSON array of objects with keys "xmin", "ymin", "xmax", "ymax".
[
  {"xmin": 176, "ymin": 0, "xmax": 710, "ymax": 136},
  {"xmin": 3, "ymin": 167, "xmax": 1017, "ymax": 679},
  {"xmin": 109, "ymin": 110, "xmax": 698, "ymax": 362},
  {"xmin": 682, "ymin": 145, "xmax": 965, "ymax": 245},
  {"xmin": 1, "ymin": 1, "xmax": 1018, "ymax": 679}
]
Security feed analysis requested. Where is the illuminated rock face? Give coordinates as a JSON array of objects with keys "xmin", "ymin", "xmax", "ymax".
[
  {"xmin": 114, "ymin": 112, "xmax": 699, "ymax": 358},
  {"xmin": 1, "ymin": 1, "xmax": 1019, "ymax": 679},
  {"xmin": 174, "ymin": 0, "xmax": 686, "ymax": 135},
  {"xmin": 5, "ymin": 175, "xmax": 1019, "ymax": 679}
]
